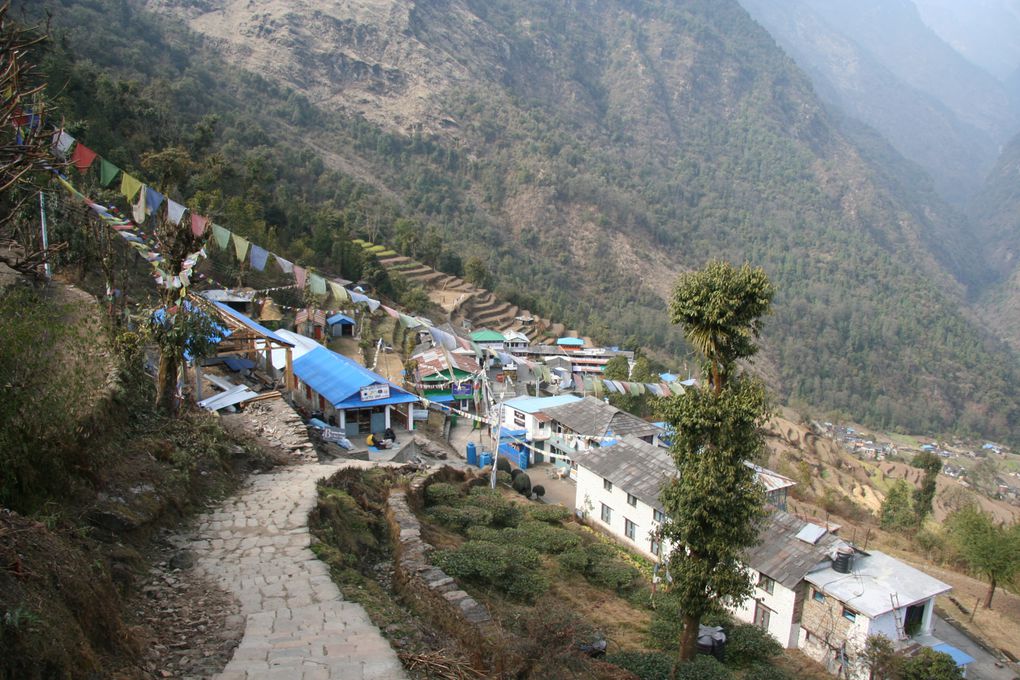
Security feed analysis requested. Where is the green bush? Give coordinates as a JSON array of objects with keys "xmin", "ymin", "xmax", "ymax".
[
  {"xmin": 558, "ymin": 547, "xmax": 589, "ymax": 572},
  {"xmin": 496, "ymin": 470, "xmax": 513, "ymax": 486},
  {"xmin": 606, "ymin": 651, "xmax": 675, "ymax": 680},
  {"xmin": 463, "ymin": 489, "xmax": 523, "ymax": 527},
  {"xmin": 556, "ymin": 542, "xmax": 639, "ymax": 592},
  {"xmin": 496, "ymin": 457, "xmax": 512, "ymax": 474},
  {"xmin": 424, "ymin": 482, "xmax": 462, "ymax": 506},
  {"xmin": 467, "ymin": 521, "xmax": 581, "ymax": 554},
  {"xmin": 647, "ymin": 592, "xmax": 685, "ymax": 650},
  {"xmin": 725, "ymin": 623, "xmax": 782, "ymax": 668},
  {"xmin": 673, "ymin": 655, "xmax": 733, "ymax": 680},
  {"xmin": 432, "ymin": 540, "xmax": 548, "ymax": 602},
  {"xmin": 526, "ymin": 504, "xmax": 569, "ymax": 523},
  {"xmin": 425, "ymin": 505, "xmax": 492, "ymax": 532},
  {"xmin": 511, "ymin": 472, "xmax": 532, "ymax": 496},
  {"xmin": 465, "ymin": 525, "xmax": 503, "ymax": 542},
  {"xmin": 744, "ymin": 663, "xmax": 790, "ymax": 680}
]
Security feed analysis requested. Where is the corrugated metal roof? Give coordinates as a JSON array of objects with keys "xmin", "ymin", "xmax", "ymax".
[
  {"xmin": 748, "ymin": 511, "xmax": 848, "ymax": 589},
  {"xmin": 269, "ymin": 329, "xmax": 323, "ymax": 370},
  {"xmin": 203, "ymin": 298, "xmax": 293, "ymax": 347},
  {"xmin": 542, "ymin": 396, "xmax": 660, "ymax": 439},
  {"xmin": 556, "ymin": 337, "xmax": 585, "ymax": 346},
  {"xmin": 746, "ymin": 462, "xmax": 797, "ymax": 492},
  {"xmin": 326, "ymin": 313, "xmax": 355, "ymax": 325},
  {"xmin": 580, "ymin": 435, "xmax": 677, "ymax": 509},
  {"xmin": 293, "ymin": 346, "xmax": 418, "ymax": 408},
  {"xmin": 470, "ymin": 329, "xmax": 505, "ymax": 342}
]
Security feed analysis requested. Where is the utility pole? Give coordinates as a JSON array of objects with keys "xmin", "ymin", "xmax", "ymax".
[{"xmin": 39, "ymin": 191, "xmax": 51, "ymax": 279}]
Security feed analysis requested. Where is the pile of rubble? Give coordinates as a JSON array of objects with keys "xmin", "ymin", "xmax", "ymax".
[{"xmin": 222, "ymin": 398, "xmax": 317, "ymax": 462}]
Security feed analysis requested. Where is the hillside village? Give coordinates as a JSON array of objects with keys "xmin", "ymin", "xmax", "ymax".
[{"xmin": 4, "ymin": 4, "xmax": 1020, "ymax": 679}]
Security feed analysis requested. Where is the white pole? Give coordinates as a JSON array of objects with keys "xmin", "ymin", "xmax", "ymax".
[{"xmin": 39, "ymin": 192, "xmax": 51, "ymax": 279}]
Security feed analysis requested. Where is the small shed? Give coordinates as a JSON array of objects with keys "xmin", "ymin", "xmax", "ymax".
[{"xmin": 327, "ymin": 312, "xmax": 356, "ymax": 337}]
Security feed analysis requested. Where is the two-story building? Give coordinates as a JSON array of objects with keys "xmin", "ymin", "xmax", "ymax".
[
  {"xmin": 500, "ymin": 395, "xmax": 582, "ymax": 463},
  {"xmin": 573, "ymin": 435, "xmax": 796, "ymax": 560},
  {"xmin": 800, "ymin": 551, "xmax": 952, "ymax": 679}
]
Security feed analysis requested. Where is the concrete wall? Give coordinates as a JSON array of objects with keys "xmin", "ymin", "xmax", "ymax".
[
  {"xmin": 732, "ymin": 571, "xmax": 802, "ymax": 648},
  {"xmin": 575, "ymin": 464, "xmax": 661, "ymax": 559}
]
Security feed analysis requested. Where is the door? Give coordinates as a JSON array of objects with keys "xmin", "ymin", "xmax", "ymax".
[{"xmin": 370, "ymin": 410, "xmax": 386, "ymax": 433}]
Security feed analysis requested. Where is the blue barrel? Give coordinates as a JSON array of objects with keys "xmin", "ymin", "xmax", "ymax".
[
  {"xmin": 479, "ymin": 452, "xmax": 493, "ymax": 469},
  {"xmin": 517, "ymin": 450, "xmax": 529, "ymax": 470},
  {"xmin": 466, "ymin": 442, "xmax": 478, "ymax": 467}
]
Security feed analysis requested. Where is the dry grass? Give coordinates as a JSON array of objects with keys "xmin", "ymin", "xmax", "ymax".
[{"xmin": 548, "ymin": 570, "xmax": 652, "ymax": 652}]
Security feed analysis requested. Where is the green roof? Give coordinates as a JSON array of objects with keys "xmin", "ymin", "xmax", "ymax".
[{"xmin": 470, "ymin": 329, "xmax": 505, "ymax": 342}]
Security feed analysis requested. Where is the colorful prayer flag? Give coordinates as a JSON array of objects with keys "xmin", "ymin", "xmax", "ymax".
[
  {"xmin": 191, "ymin": 214, "xmax": 208, "ymax": 238},
  {"xmin": 249, "ymin": 244, "xmax": 269, "ymax": 271},
  {"xmin": 166, "ymin": 199, "xmax": 186, "ymax": 225},
  {"xmin": 275, "ymin": 255, "xmax": 293, "ymax": 274},
  {"xmin": 132, "ymin": 187, "xmax": 147, "ymax": 223},
  {"xmin": 145, "ymin": 187, "xmax": 164, "ymax": 217},
  {"xmin": 293, "ymin": 265, "xmax": 307, "ymax": 290},
  {"xmin": 120, "ymin": 173, "xmax": 142, "ymax": 202},
  {"xmin": 329, "ymin": 281, "xmax": 348, "ymax": 302},
  {"xmin": 99, "ymin": 159, "xmax": 120, "ymax": 187},
  {"xmin": 309, "ymin": 273, "xmax": 327, "ymax": 296},
  {"xmin": 53, "ymin": 130, "xmax": 75, "ymax": 155},
  {"xmin": 211, "ymin": 223, "xmax": 230, "ymax": 250},
  {"xmin": 232, "ymin": 234, "xmax": 250, "ymax": 261},
  {"xmin": 70, "ymin": 143, "xmax": 97, "ymax": 171}
]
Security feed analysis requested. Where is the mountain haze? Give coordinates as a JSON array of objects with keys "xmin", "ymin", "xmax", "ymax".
[
  {"xmin": 737, "ymin": 0, "xmax": 1020, "ymax": 205},
  {"xmin": 34, "ymin": 0, "xmax": 1020, "ymax": 440}
]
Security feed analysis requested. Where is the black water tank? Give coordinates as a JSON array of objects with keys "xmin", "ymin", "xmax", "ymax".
[{"xmin": 833, "ymin": 548, "xmax": 854, "ymax": 574}]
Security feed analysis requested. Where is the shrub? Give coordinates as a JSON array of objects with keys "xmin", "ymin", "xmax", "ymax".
[
  {"xmin": 465, "ymin": 525, "xmax": 503, "ymax": 542},
  {"xmin": 673, "ymin": 655, "xmax": 733, "ymax": 680},
  {"xmin": 432, "ymin": 540, "xmax": 548, "ymax": 602},
  {"xmin": 647, "ymin": 592, "xmax": 685, "ymax": 650},
  {"xmin": 744, "ymin": 663, "xmax": 790, "ymax": 680},
  {"xmin": 558, "ymin": 547, "xmax": 589, "ymax": 572},
  {"xmin": 527, "ymin": 504, "xmax": 571, "ymax": 523},
  {"xmin": 424, "ymin": 482, "xmax": 461, "ymax": 507},
  {"xmin": 533, "ymin": 484, "xmax": 546, "ymax": 498},
  {"xmin": 510, "ymin": 468, "xmax": 522, "ymax": 480},
  {"xmin": 496, "ymin": 471, "xmax": 513, "ymax": 486},
  {"xmin": 512, "ymin": 521, "xmax": 582, "ymax": 553},
  {"xmin": 606, "ymin": 651, "xmax": 674, "ymax": 680},
  {"xmin": 496, "ymin": 457, "xmax": 512, "ymax": 474},
  {"xmin": 463, "ymin": 490, "xmax": 523, "ymax": 527},
  {"xmin": 425, "ymin": 505, "xmax": 493, "ymax": 532},
  {"xmin": 557, "ymin": 542, "xmax": 639, "ymax": 592},
  {"xmin": 725, "ymin": 623, "xmax": 782, "ymax": 668},
  {"xmin": 511, "ymin": 472, "xmax": 532, "ymax": 496}
]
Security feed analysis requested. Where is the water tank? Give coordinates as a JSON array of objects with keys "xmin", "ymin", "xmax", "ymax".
[
  {"xmin": 696, "ymin": 625, "xmax": 727, "ymax": 661},
  {"xmin": 833, "ymin": 547, "xmax": 854, "ymax": 574},
  {"xmin": 479, "ymin": 452, "xmax": 493, "ymax": 469},
  {"xmin": 466, "ymin": 442, "xmax": 478, "ymax": 467},
  {"xmin": 517, "ymin": 450, "xmax": 529, "ymax": 470}
]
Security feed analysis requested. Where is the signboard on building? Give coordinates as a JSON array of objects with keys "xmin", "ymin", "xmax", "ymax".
[
  {"xmin": 451, "ymin": 382, "xmax": 474, "ymax": 399},
  {"xmin": 320, "ymin": 426, "xmax": 347, "ymax": 442},
  {"xmin": 360, "ymin": 383, "xmax": 391, "ymax": 402}
]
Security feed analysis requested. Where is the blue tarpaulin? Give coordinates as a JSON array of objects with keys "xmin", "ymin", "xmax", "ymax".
[
  {"xmin": 223, "ymin": 356, "xmax": 255, "ymax": 372},
  {"xmin": 930, "ymin": 643, "xmax": 974, "ymax": 668}
]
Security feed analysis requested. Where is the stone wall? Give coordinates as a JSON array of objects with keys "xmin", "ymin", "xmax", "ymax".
[{"xmin": 387, "ymin": 475, "xmax": 496, "ymax": 662}]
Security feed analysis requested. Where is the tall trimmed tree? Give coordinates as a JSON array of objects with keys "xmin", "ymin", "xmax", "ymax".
[
  {"xmin": 946, "ymin": 505, "xmax": 1020, "ymax": 609},
  {"xmin": 657, "ymin": 260, "xmax": 775, "ymax": 662}
]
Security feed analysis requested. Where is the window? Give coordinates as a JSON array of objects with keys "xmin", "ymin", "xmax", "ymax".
[
  {"xmin": 812, "ymin": 588, "xmax": 825, "ymax": 603},
  {"xmin": 603, "ymin": 478, "xmax": 613, "ymax": 492},
  {"xmin": 757, "ymin": 574, "xmax": 775, "ymax": 595},
  {"xmin": 627, "ymin": 493, "xmax": 638, "ymax": 507},
  {"xmin": 841, "ymin": 607, "xmax": 857, "ymax": 622},
  {"xmin": 513, "ymin": 409, "xmax": 526, "ymax": 427},
  {"xmin": 625, "ymin": 519, "xmax": 636, "ymax": 540},
  {"xmin": 600, "ymin": 503, "xmax": 612, "ymax": 524},
  {"xmin": 653, "ymin": 509, "xmax": 666, "ymax": 523},
  {"xmin": 754, "ymin": 601, "xmax": 773, "ymax": 630},
  {"xmin": 650, "ymin": 538, "xmax": 661, "ymax": 557}
]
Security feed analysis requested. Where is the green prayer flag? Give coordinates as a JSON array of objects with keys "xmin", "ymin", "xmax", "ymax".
[
  {"xmin": 309, "ymin": 273, "xmax": 327, "ymax": 296},
  {"xmin": 398, "ymin": 313, "xmax": 416, "ymax": 329},
  {"xmin": 211, "ymin": 224, "xmax": 231, "ymax": 250},
  {"xmin": 232, "ymin": 235, "xmax": 250, "ymax": 262},
  {"xmin": 120, "ymin": 173, "xmax": 142, "ymax": 202},
  {"xmin": 99, "ymin": 159, "xmax": 120, "ymax": 187}
]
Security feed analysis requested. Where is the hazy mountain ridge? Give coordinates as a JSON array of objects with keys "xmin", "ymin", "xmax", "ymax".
[
  {"xmin": 737, "ymin": 0, "xmax": 1020, "ymax": 206},
  {"xmin": 39, "ymin": 0, "xmax": 1020, "ymax": 439}
]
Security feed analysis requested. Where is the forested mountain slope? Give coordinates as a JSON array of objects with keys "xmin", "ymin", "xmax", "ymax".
[
  {"xmin": 911, "ymin": 0, "xmax": 1020, "ymax": 83},
  {"xmin": 30, "ymin": 0, "xmax": 1020, "ymax": 440},
  {"xmin": 737, "ymin": 0, "xmax": 1020, "ymax": 205}
]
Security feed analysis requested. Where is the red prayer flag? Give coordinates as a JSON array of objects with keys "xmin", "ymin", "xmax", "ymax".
[
  {"xmin": 190, "ymin": 213, "xmax": 208, "ymax": 237},
  {"xmin": 71, "ymin": 143, "xmax": 98, "ymax": 172},
  {"xmin": 294, "ymin": 265, "xmax": 307, "ymax": 290}
]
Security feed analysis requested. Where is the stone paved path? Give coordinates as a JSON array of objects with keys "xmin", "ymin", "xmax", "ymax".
[{"xmin": 190, "ymin": 460, "xmax": 408, "ymax": 680}]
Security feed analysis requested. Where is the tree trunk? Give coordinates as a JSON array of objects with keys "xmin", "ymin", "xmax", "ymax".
[
  {"xmin": 984, "ymin": 575, "xmax": 996, "ymax": 609},
  {"xmin": 678, "ymin": 613, "xmax": 700, "ymax": 661},
  {"xmin": 155, "ymin": 351, "xmax": 179, "ymax": 415}
]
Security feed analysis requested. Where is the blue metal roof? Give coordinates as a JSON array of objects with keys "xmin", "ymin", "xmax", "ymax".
[
  {"xmin": 503, "ymin": 394, "xmax": 582, "ymax": 414},
  {"xmin": 659, "ymin": 372, "xmax": 678, "ymax": 382},
  {"xmin": 931, "ymin": 643, "xmax": 974, "ymax": 667},
  {"xmin": 204, "ymin": 297, "xmax": 293, "ymax": 346},
  {"xmin": 326, "ymin": 313, "xmax": 355, "ymax": 326},
  {"xmin": 292, "ymin": 347, "xmax": 418, "ymax": 409},
  {"xmin": 556, "ymin": 337, "xmax": 585, "ymax": 346}
]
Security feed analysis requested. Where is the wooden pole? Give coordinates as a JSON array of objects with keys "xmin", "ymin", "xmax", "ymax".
[{"xmin": 285, "ymin": 347, "xmax": 294, "ymax": 390}]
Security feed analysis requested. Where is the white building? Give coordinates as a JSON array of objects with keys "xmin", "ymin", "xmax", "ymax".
[
  {"xmin": 733, "ymin": 513, "xmax": 850, "ymax": 648},
  {"xmin": 800, "ymin": 551, "xmax": 952, "ymax": 680},
  {"xmin": 500, "ymin": 395, "xmax": 582, "ymax": 463},
  {"xmin": 573, "ymin": 435, "xmax": 795, "ymax": 560}
]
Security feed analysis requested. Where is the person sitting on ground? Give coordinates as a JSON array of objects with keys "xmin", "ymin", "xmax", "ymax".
[
  {"xmin": 383, "ymin": 427, "xmax": 397, "ymax": 443},
  {"xmin": 366, "ymin": 432, "xmax": 376, "ymax": 447}
]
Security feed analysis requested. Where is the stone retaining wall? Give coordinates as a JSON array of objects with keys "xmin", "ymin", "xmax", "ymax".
[{"xmin": 387, "ymin": 476, "xmax": 496, "ymax": 661}]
